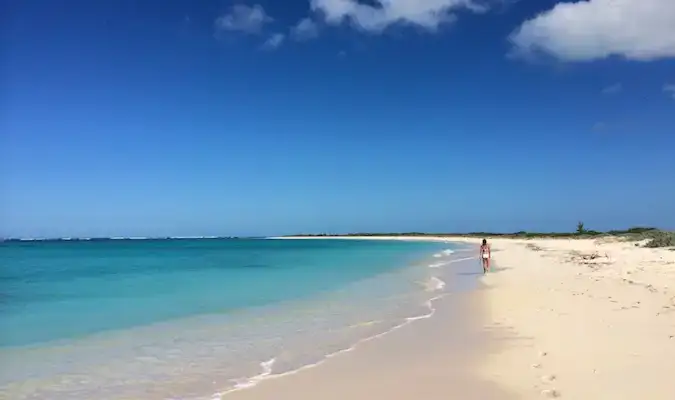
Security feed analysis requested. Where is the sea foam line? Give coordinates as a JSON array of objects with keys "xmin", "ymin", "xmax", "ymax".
[
  {"xmin": 230, "ymin": 358, "xmax": 276, "ymax": 390},
  {"xmin": 428, "ymin": 276, "xmax": 446, "ymax": 291},
  {"xmin": 428, "ymin": 256, "xmax": 476, "ymax": 268},
  {"xmin": 432, "ymin": 249, "xmax": 455, "ymax": 258},
  {"xmin": 207, "ymin": 249, "xmax": 470, "ymax": 399},
  {"xmin": 211, "ymin": 294, "xmax": 448, "ymax": 399},
  {"xmin": 210, "ymin": 256, "xmax": 472, "ymax": 398}
]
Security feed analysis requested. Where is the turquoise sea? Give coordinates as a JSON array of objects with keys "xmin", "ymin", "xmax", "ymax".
[{"xmin": 0, "ymin": 238, "xmax": 472, "ymax": 399}]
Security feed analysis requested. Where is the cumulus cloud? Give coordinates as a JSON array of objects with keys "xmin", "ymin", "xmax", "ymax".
[
  {"xmin": 215, "ymin": 4, "xmax": 271, "ymax": 34},
  {"xmin": 310, "ymin": 0, "xmax": 490, "ymax": 32},
  {"xmin": 292, "ymin": 18, "xmax": 320, "ymax": 40},
  {"xmin": 664, "ymin": 84, "xmax": 675, "ymax": 99},
  {"xmin": 602, "ymin": 83, "xmax": 623, "ymax": 95},
  {"xmin": 510, "ymin": 0, "xmax": 675, "ymax": 62}
]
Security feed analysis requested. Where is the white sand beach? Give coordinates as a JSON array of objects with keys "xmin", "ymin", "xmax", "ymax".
[
  {"xmin": 225, "ymin": 236, "xmax": 675, "ymax": 399},
  {"xmin": 455, "ymin": 236, "xmax": 675, "ymax": 399}
]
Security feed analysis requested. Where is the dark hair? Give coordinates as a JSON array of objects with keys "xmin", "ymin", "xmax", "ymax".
[{"xmin": 482, "ymin": 239, "xmax": 487, "ymax": 245}]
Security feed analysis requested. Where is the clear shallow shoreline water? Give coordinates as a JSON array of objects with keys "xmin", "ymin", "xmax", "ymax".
[{"xmin": 0, "ymin": 238, "xmax": 474, "ymax": 400}]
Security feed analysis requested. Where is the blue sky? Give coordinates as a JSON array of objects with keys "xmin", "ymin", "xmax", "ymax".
[{"xmin": 2, "ymin": 0, "xmax": 674, "ymax": 238}]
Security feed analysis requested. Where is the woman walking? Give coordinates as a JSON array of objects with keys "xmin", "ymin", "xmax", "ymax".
[{"xmin": 480, "ymin": 239, "xmax": 491, "ymax": 273}]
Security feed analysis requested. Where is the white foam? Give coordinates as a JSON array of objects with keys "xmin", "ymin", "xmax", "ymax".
[
  {"xmin": 433, "ymin": 249, "xmax": 455, "ymax": 258},
  {"xmin": 447, "ymin": 256, "xmax": 477, "ymax": 263},
  {"xmin": 428, "ymin": 256, "xmax": 476, "ymax": 268},
  {"xmin": 229, "ymin": 358, "xmax": 276, "ymax": 391},
  {"xmin": 427, "ymin": 277, "xmax": 446, "ymax": 291},
  {"xmin": 213, "ymin": 293, "xmax": 448, "ymax": 399}
]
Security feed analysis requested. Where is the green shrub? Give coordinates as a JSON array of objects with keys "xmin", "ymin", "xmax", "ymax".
[
  {"xmin": 576, "ymin": 221, "xmax": 585, "ymax": 234},
  {"xmin": 608, "ymin": 227, "xmax": 658, "ymax": 235},
  {"xmin": 643, "ymin": 231, "xmax": 675, "ymax": 248}
]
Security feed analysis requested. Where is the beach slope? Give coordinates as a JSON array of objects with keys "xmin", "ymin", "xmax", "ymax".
[
  {"xmin": 225, "ymin": 236, "xmax": 675, "ymax": 399},
  {"xmin": 462, "ymin": 236, "xmax": 675, "ymax": 399}
]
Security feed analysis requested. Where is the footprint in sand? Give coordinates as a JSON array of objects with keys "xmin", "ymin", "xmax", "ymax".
[
  {"xmin": 541, "ymin": 389, "xmax": 560, "ymax": 398},
  {"xmin": 532, "ymin": 351, "xmax": 548, "ymax": 368}
]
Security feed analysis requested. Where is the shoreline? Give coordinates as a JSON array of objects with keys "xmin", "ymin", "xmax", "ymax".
[
  {"xmin": 215, "ymin": 240, "xmax": 476, "ymax": 399},
  {"xmin": 221, "ymin": 256, "xmax": 511, "ymax": 400},
  {"xmin": 220, "ymin": 237, "xmax": 501, "ymax": 400},
  {"xmin": 267, "ymin": 235, "xmax": 457, "ymax": 241},
  {"xmin": 1, "ymin": 239, "xmax": 464, "ymax": 400},
  {"xmin": 225, "ymin": 235, "xmax": 675, "ymax": 400},
  {"xmin": 217, "ymin": 291, "xmax": 448, "ymax": 398}
]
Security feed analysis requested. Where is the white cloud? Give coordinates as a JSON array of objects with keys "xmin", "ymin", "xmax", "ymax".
[
  {"xmin": 263, "ymin": 33, "xmax": 286, "ymax": 49},
  {"xmin": 310, "ymin": 0, "xmax": 489, "ymax": 32},
  {"xmin": 510, "ymin": 0, "xmax": 675, "ymax": 62},
  {"xmin": 602, "ymin": 83, "xmax": 623, "ymax": 95},
  {"xmin": 664, "ymin": 84, "xmax": 675, "ymax": 99},
  {"xmin": 215, "ymin": 4, "xmax": 271, "ymax": 34},
  {"xmin": 292, "ymin": 18, "xmax": 320, "ymax": 40}
]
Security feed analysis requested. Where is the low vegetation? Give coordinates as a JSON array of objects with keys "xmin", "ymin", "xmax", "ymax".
[
  {"xmin": 292, "ymin": 225, "xmax": 675, "ymax": 248},
  {"xmin": 640, "ymin": 230, "xmax": 675, "ymax": 248}
]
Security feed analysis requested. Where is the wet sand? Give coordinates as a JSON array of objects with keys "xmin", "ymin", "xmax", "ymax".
[
  {"xmin": 221, "ymin": 255, "xmax": 517, "ymax": 400},
  {"xmin": 243, "ymin": 235, "xmax": 675, "ymax": 400}
]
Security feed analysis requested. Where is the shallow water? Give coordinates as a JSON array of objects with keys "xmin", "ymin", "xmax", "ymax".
[{"xmin": 0, "ymin": 238, "xmax": 474, "ymax": 400}]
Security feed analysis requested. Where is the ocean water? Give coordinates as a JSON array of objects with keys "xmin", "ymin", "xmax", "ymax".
[{"xmin": 0, "ymin": 238, "xmax": 472, "ymax": 400}]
